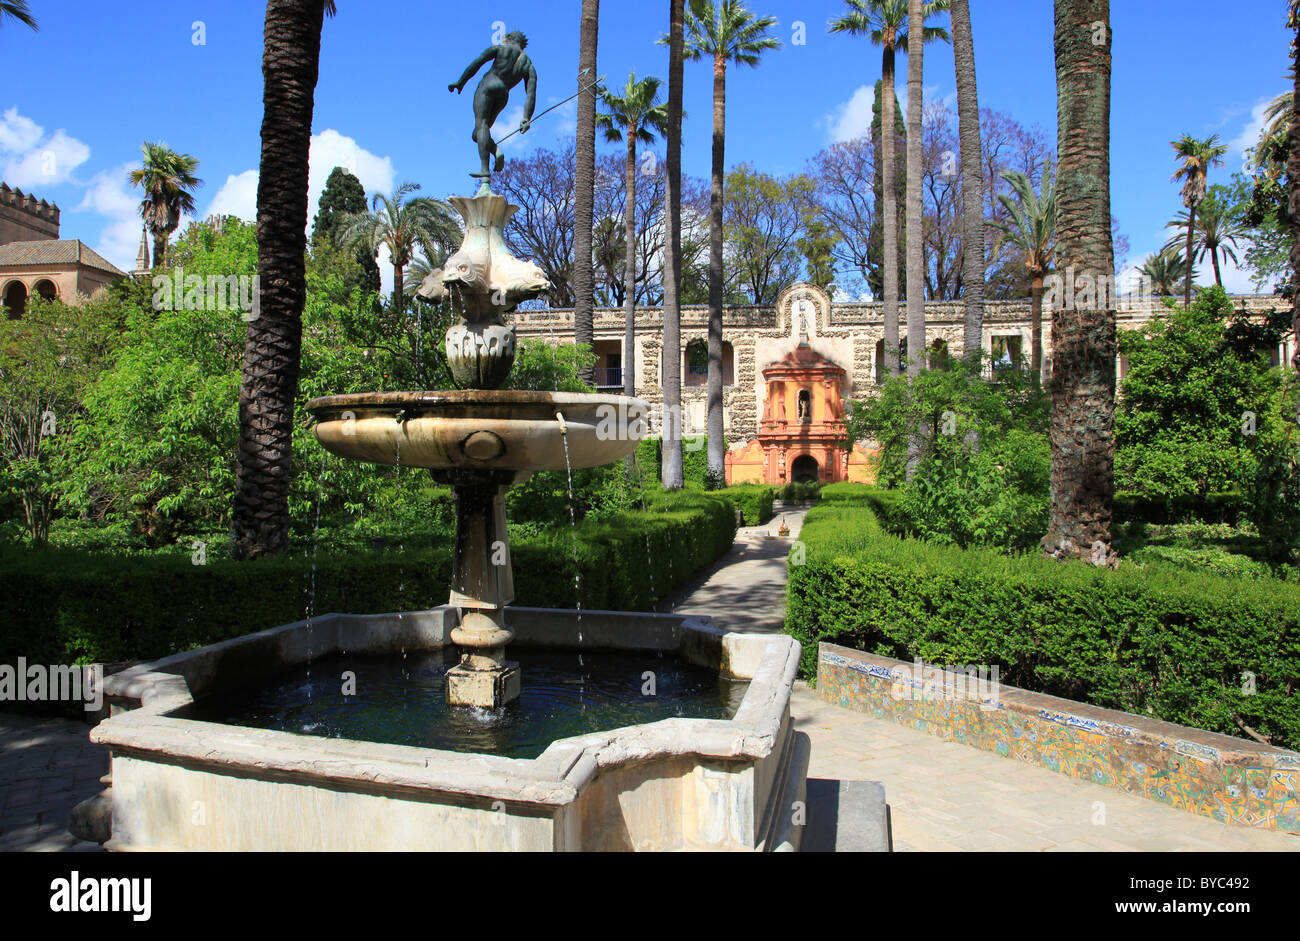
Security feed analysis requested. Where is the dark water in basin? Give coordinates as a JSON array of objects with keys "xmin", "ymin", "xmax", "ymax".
[{"xmin": 184, "ymin": 647, "xmax": 749, "ymax": 760}]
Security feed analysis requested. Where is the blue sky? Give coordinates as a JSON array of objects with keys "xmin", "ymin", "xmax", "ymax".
[{"xmin": 1, "ymin": 0, "xmax": 1291, "ymax": 292}]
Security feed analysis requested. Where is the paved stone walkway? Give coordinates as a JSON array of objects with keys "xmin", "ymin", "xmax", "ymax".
[
  {"xmin": 0, "ymin": 713, "xmax": 107, "ymax": 852},
  {"xmin": 667, "ymin": 506, "xmax": 1300, "ymax": 852}
]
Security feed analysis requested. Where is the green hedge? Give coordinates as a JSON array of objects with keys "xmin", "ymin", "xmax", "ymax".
[
  {"xmin": 634, "ymin": 436, "xmax": 720, "ymax": 489},
  {"xmin": 0, "ymin": 490, "xmax": 737, "ymax": 669},
  {"xmin": 717, "ymin": 485, "xmax": 776, "ymax": 527},
  {"xmin": 1114, "ymin": 490, "xmax": 1245, "ymax": 525},
  {"xmin": 785, "ymin": 499, "xmax": 1300, "ymax": 751}
]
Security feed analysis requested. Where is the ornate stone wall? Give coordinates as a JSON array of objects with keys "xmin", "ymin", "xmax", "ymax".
[{"xmin": 515, "ymin": 285, "xmax": 1289, "ymax": 447}]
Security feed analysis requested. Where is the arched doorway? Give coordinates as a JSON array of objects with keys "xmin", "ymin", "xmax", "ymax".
[
  {"xmin": 34, "ymin": 279, "xmax": 58, "ymax": 303},
  {"xmin": 791, "ymin": 454, "xmax": 820, "ymax": 483},
  {"xmin": 3, "ymin": 281, "xmax": 27, "ymax": 319}
]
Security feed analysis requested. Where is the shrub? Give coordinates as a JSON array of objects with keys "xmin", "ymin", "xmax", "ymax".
[
  {"xmin": 0, "ymin": 490, "xmax": 737, "ymax": 670},
  {"xmin": 777, "ymin": 481, "xmax": 822, "ymax": 502},
  {"xmin": 785, "ymin": 499, "xmax": 1300, "ymax": 751},
  {"xmin": 718, "ymin": 485, "xmax": 776, "ymax": 526}
]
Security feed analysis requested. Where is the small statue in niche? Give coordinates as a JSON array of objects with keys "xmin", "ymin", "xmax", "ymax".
[{"xmin": 797, "ymin": 389, "xmax": 812, "ymax": 423}]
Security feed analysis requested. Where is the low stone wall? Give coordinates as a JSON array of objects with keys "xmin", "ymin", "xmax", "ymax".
[{"xmin": 816, "ymin": 643, "xmax": 1300, "ymax": 833}]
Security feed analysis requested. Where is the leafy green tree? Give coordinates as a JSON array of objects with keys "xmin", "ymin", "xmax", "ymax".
[
  {"xmin": 128, "ymin": 142, "xmax": 203, "ymax": 270},
  {"xmin": 0, "ymin": 295, "xmax": 119, "ymax": 545},
  {"xmin": 846, "ymin": 355, "xmax": 1051, "ymax": 549},
  {"xmin": 797, "ymin": 213, "xmax": 840, "ymax": 295},
  {"xmin": 312, "ymin": 166, "xmax": 381, "ymax": 296},
  {"xmin": 1115, "ymin": 287, "xmax": 1283, "ymax": 502},
  {"xmin": 724, "ymin": 165, "xmax": 813, "ymax": 304}
]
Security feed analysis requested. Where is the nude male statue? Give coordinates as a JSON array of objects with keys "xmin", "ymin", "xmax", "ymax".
[{"xmin": 448, "ymin": 31, "xmax": 538, "ymax": 179}]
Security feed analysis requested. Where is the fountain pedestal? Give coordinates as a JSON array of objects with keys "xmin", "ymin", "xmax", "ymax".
[{"xmin": 435, "ymin": 468, "xmax": 527, "ymax": 708}]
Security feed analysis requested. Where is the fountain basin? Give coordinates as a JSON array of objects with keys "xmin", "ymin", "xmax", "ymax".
[
  {"xmin": 89, "ymin": 608, "xmax": 810, "ymax": 852},
  {"xmin": 306, "ymin": 390, "xmax": 650, "ymax": 472}
]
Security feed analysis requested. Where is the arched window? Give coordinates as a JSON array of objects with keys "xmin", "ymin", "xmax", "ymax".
[
  {"xmin": 34, "ymin": 279, "xmax": 58, "ymax": 303},
  {"xmin": 684, "ymin": 339, "xmax": 734, "ymax": 387},
  {"xmin": 874, "ymin": 339, "xmax": 906, "ymax": 384},
  {"xmin": 2, "ymin": 281, "xmax": 28, "ymax": 320}
]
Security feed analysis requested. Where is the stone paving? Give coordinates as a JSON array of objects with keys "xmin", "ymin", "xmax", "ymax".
[{"xmin": 0, "ymin": 713, "xmax": 107, "ymax": 852}]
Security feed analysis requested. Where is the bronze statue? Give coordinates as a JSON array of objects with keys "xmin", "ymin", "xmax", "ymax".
[{"xmin": 449, "ymin": 31, "xmax": 538, "ymax": 180}]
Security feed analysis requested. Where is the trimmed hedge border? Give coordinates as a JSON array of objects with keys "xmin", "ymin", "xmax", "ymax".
[
  {"xmin": 785, "ymin": 487, "xmax": 1300, "ymax": 751},
  {"xmin": 718, "ymin": 485, "xmax": 776, "ymax": 527},
  {"xmin": 0, "ymin": 490, "xmax": 737, "ymax": 669}
]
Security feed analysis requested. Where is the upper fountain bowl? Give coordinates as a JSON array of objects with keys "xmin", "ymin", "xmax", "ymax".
[{"xmin": 305, "ymin": 390, "xmax": 650, "ymax": 472}]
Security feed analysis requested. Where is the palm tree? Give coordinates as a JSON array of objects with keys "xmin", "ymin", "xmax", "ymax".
[
  {"xmin": 1254, "ymin": 68, "xmax": 1295, "ymax": 168},
  {"xmin": 830, "ymin": 0, "xmax": 948, "ymax": 379},
  {"xmin": 128, "ymin": 142, "xmax": 203, "ymax": 270},
  {"xmin": 950, "ymin": 0, "xmax": 983, "ymax": 361},
  {"xmin": 573, "ymin": 0, "xmax": 601, "ymax": 385},
  {"xmin": 598, "ymin": 73, "xmax": 670, "ymax": 399},
  {"xmin": 905, "ymin": 0, "xmax": 942, "ymax": 380},
  {"xmin": 337, "ymin": 182, "xmax": 460, "ymax": 313},
  {"xmin": 683, "ymin": 0, "xmax": 780, "ymax": 485},
  {"xmin": 661, "ymin": 0, "xmax": 687, "ymax": 490},
  {"xmin": 1289, "ymin": 1, "xmax": 1300, "ymax": 387},
  {"xmin": 1163, "ymin": 196, "xmax": 1246, "ymax": 289},
  {"xmin": 683, "ymin": 0, "xmax": 779, "ymax": 481},
  {"xmin": 1170, "ymin": 134, "xmax": 1229, "ymax": 308},
  {"xmin": 0, "ymin": 1, "xmax": 36, "ymax": 30},
  {"xmin": 232, "ymin": 0, "xmax": 335, "ymax": 561},
  {"xmin": 990, "ymin": 162, "xmax": 1056, "ymax": 383},
  {"xmin": 1137, "ymin": 249, "xmax": 1195, "ymax": 298},
  {"xmin": 1044, "ymin": 0, "xmax": 1116, "ymax": 566}
]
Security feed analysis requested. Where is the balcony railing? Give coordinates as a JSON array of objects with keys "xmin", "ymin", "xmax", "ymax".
[{"xmin": 595, "ymin": 367, "xmax": 623, "ymax": 388}]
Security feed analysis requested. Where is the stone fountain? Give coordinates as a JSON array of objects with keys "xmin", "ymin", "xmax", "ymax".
[
  {"xmin": 81, "ymin": 41, "xmax": 809, "ymax": 850},
  {"xmin": 307, "ymin": 188, "xmax": 648, "ymax": 708}
]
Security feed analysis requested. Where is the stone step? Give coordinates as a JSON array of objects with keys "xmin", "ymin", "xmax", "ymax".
[{"xmin": 801, "ymin": 778, "xmax": 892, "ymax": 852}]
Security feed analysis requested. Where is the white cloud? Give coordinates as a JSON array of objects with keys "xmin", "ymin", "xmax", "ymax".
[
  {"xmin": 0, "ymin": 108, "xmax": 42, "ymax": 153},
  {"xmin": 76, "ymin": 162, "xmax": 147, "ymax": 271},
  {"xmin": 203, "ymin": 129, "xmax": 395, "ymax": 225},
  {"xmin": 205, "ymin": 169, "xmax": 259, "ymax": 222},
  {"xmin": 1228, "ymin": 93, "xmax": 1286, "ymax": 169},
  {"xmin": 0, "ymin": 109, "xmax": 91, "ymax": 188},
  {"xmin": 823, "ymin": 85, "xmax": 875, "ymax": 143}
]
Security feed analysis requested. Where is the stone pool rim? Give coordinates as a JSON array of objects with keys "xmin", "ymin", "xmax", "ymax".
[{"xmin": 90, "ymin": 607, "xmax": 808, "ymax": 851}]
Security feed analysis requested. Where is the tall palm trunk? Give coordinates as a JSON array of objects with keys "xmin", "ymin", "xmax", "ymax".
[
  {"xmin": 623, "ymin": 130, "xmax": 638, "ymax": 398},
  {"xmin": 1044, "ymin": 0, "xmax": 1117, "ymax": 565},
  {"xmin": 881, "ymin": 46, "xmax": 901, "ymax": 376},
  {"xmin": 905, "ymin": 0, "xmax": 925, "ymax": 379},
  {"xmin": 233, "ymin": 0, "xmax": 326, "ymax": 560},
  {"xmin": 1030, "ymin": 273, "xmax": 1044, "ymax": 383},
  {"xmin": 150, "ymin": 225, "xmax": 169, "ymax": 270},
  {"xmin": 573, "ymin": 0, "xmax": 600, "ymax": 384},
  {"xmin": 706, "ymin": 52, "xmax": 727, "ymax": 485},
  {"xmin": 1290, "ymin": 2, "xmax": 1300, "ymax": 396},
  {"xmin": 393, "ymin": 261, "xmax": 405, "ymax": 314},
  {"xmin": 1183, "ymin": 202, "xmax": 1196, "ymax": 307},
  {"xmin": 904, "ymin": 0, "xmax": 927, "ymax": 479},
  {"xmin": 1210, "ymin": 245, "xmax": 1223, "ymax": 287},
  {"xmin": 661, "ymin": 0, "xmax": 686, "ymax": 489},
  {"xmin": 952, "ymin": 0, "xmax": 985, "ymax": 361}
]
